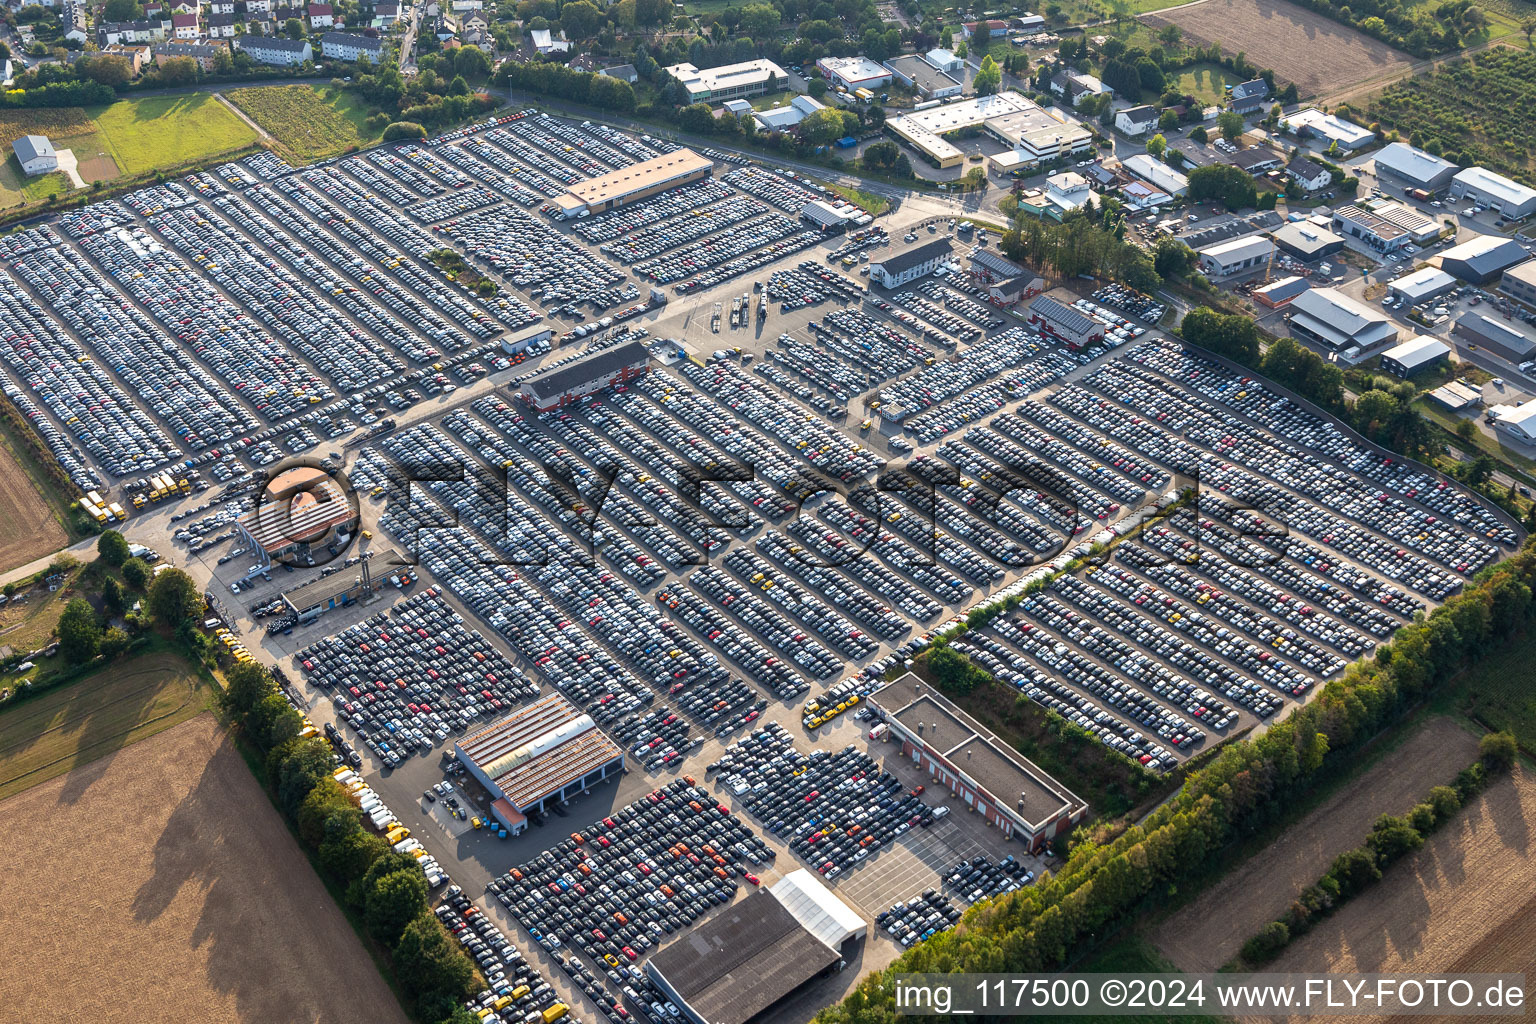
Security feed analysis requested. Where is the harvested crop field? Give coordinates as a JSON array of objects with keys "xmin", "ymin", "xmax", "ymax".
[
  {"xmin": 0, "ymin": 435, "xmax": 67, "ymax": 574},
  {"xmin": 0, "ymin": 715, "xmax": 410, "ymax": 1024},
  {"xmin": 1141, "ymin": 0, "xmax": 1414, "ymax": 97},
  {"xmin": 1153, "ymin": 716, "xmax": 1481, "ymax": 972},
  {"xmin": 1268, "ymin": 764, "xmax": 1536, "ymax": 1000}
]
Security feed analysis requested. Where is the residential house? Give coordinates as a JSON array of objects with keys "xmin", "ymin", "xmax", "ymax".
[
  {"xmin": 529, "ymin": 27, "xmax": 570, "ymax": 53},
  {"xmin": 1114, "ymin": 104, "xmax": 1157, "ymax": 136},
  {"xmin": 371, "ymin": 2, "xmax": 400, "ymax": 26},
  {"xmin": 170, "ymin": 0, "xmax": 197, "ymax": 12},
  {"xmin": 246, "ymin": 0, "xmax": 273, "ymax": 14},
  {"xmin": 601, "ymin": 63, "xmax": 638, "ymax": 83},
  {"xmin": 236, "ymin": 33, "xmax": 312, "ymax": 64},
  {"xmin": 155, "ymin": 41, "xmax": 222, "ymax": 70},
  {"xmin": 208, "ymin": 12, "xmax": 238, "ymax": 37},
  {"xmin": 171, "ymin": 11, "xmax": 200, "ymax": 38},
  {"xmin": 63, "ymin": 2, "xmax": 89, "ymax": 43},
  {"xmin": 11, "ymin": 135, "xmax": 57, "ymax": 176},
  {"xmin": 320, "ymin": 29, "xmax": 382, "ymax": 59},
  {"xmin": 961, "ymin": 19, "xmax": 1008, "ymax": 38},
  {"xmin": 1287, "ymin": 156, "xmax": 1332, "ymax": 192},
  {"xmin": 97, "ymin": 18, "xmax": 170, "ymax": 44},
  {"xmin": 100, "ymin": 43, "xmax": 151, "ymax": 74},
  {"xmin": 307, "ymin": 2, "xmax": 333, "ymax": 28},
  {"xmin": 1227, "ymin": 78, "xmax": 1269, "ymax": 114},
  {"xmin": 210, "ymin": 0, "xmax": 236, "ymax": 13},
  {"xmin": 1049, "ymin": 68, "xmax": 1110, "ymax": 107}
]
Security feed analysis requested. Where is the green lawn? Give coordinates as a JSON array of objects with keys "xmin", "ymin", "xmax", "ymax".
[
  {"xmin": 0, "ymin": 154, "xmax": 72, "ymax": 207},
  {"xmin": 87, "ymin": 94, "xmax": 257, "ymax": 177},
  {"xmin": 1172, "ymin": 62, "xmax": 1244, "ymax": 106},
  {"xmin": 227, "ymin": 85, "xmax": 384, "ymax": 164},
  {"xmin": 1438, "ymin": 625, "xmax": 1536, "ymax": 752}
]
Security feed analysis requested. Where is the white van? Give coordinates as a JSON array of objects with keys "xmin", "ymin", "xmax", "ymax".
[{"xmin": 931, "ymin": 806, "xmax": 950, "ymax": 820}]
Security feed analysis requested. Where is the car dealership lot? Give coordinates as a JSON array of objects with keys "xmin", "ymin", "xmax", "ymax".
[{"xmin": 5, "ymin": 107, "xmax": 1521, "ymax": 1024}]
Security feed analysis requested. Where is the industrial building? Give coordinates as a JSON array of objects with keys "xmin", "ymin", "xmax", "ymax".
[
  {"xmin": 1121, "ymin": 154, "xmax": 1188, "ymax": 197},
  {"xmin": 1449, "ymin": 166, "xmax": 1536, "ymax": 221},
  {"xmin": 517, "ymin": 339, "xmax": 649, "ymax": 411},
  {"xmin": 1180, "ymin": 211, "xmax": 1283, "ymax": 249},
  {"xmin": 983, "ymin": 104, "xmax": 1094, "ymax": 170},
  {"xmin": 753, "ymin": 94, "xmax": 824, "ymax": 131},
  {"xmin": 282, "ymin": 551, "xmax": 401, "ymax": 617},
  {"xmin": 11, "ymin": 135, "xmax": 56, "ymax": 176},
  {"xmin": 1452, "ymin": 312, "xmax": 1536, "ymax": 364},
  {"xmin": 1330, "ymin": 202, "xmax": 1411, "ymax": 252},
  {"xmin": 551, "ymin": 148, "xmax": 713, "ymax": 218},
  {"xmin": 967, "ymin": 246, "xmax": 1044, "ymax": 304},
  {"xmin": 665, "ymin": 59, "xmax": 787, "ymax": 102},
  {"xmin": 869, "ymin": 673, "xmax": 1088, "ymax": 851},
  {"xmin": 882, "ymin": 54, "xmax": 963, "ymax": 99},
  {"xmin": 1500, "ymin": 260, "xmax": 1536, "ymax": 308},
  {"xmin": 1026, "ymin": 294, "xmax": 1105, "ymax": 350},
  {"xmin": 1280, "ymin": 108, "xmax": 1375, "ymax": 151},
  {"xmin": 1253, "ymin": 275, "xmax": 1309, "ymax": 308},
  {"xmin": 816, "ymin": 55, "xmax": 891, "ymax": 91},
  {"xmin": 1196, "ymin": 235, "xmax": 1274, "ymax": 277},
  {"xmin": 1271, "ymin": 221, "xmax": 1345, "ymax": 262},
  {"xmin": 647, "ymin": 879, "xmax": 857, "ymax": 1024},
  {"xmin": 1380, "ymin": 335, "xmax": 1451, "ymax": 376},
  {"xmin": 869, "ymin": 237, "xmax": 952, "ymax": 288},
  {"xmin": 1287, "ymin": 287, "xmax": 1398, "ymax": 355},
  {"xmin": 887, "ymin": 92, "xmax": 1036, "ymax": 168},
  {"xmin": 235, "ymin": 466, "xmax": 359, "ymax": 564},
  {"xmin": 455, "ymin": 693, "xmax": 626, "ymax": 834},
  {"xmin": 1387, "ymin": 266, "xmax": 1456, "ymax": 305},
  {"xmin": 1371, "ymin": 142, "xmax": 1458, "ymax": 193},
  {"xmin": 1439, "ymin": 234, "xmax": 1529, "ymax": 284},
  {"xmin": 1489, "ymin": 399, "xmax": 1536, "ymax": 444}
]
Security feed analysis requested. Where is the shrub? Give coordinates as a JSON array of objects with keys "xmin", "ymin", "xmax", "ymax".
[
  {"xmin": 382, "ymin": 120, "xmax": 426, "ymax": 141},
  {"xmin": 1240, "ymin": 920, "xmax": 1290, "ymax": 964}
]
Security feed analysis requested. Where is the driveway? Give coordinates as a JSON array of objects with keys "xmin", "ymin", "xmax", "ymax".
[{"xmin": 53, "ymin": 148, "xmax": 85, "ymax": 189}]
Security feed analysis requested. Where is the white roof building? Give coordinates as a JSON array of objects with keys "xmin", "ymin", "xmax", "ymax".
[
  {"xmin": 1122, "ymin": 154, "xmax": 1189, "ymax": 197},
  {"xmin": 1281, "ymin": 108, "xmax": 1375, "ymax": 150},
  {"xmin": 1379, "ymin": 335, "xmax": 1450, "ymax": 376},
  {"xmin": 924, "ymin": 47, "xmax": 963, "ymax": 72},
  {"xmin": 816, "ymin": 55, "xmax": 891, "ymax": 91},
  {"xmin": 1372, "ymin": 142, "xmax": 1458, "ymax": 192},
  {"xmin": 1196, "ymin": 235, "xmax": 1275, "ymax": 277},
  {"xmin": 1450, "ymin": 166, "xmax": 1536, "ymax": 220},
  {"xmin": 666, "ymin": 59, "xmax": 787, "ymax": 102},
  {"xmin": 1387, "ymin": 266, "xmax": 1456, "ymax": 305},
  {"xmin": 1288, "ymin": 287, "xmax": 1399, "ymax": 353},
  {"xmin": 753, "ymin": 94, "xmax": 823, "ymax": 130},
  {"xmin": 1490, "ymin": 399, "xmax": 1536, "ymax": 444},
  {"xmin": 768, "ymin": 870, "xmax": 866, "ymax": 949}
]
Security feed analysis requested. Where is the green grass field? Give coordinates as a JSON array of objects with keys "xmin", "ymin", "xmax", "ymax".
[
  {"xmin": 0, "ymin": 650, "xmax": 209, "ymax": 800},
  {"xmin": 1173, "ymin": 62, "xmax": 1244, "ymax": 106},
  {"xmin": 1439, "ymin": 625, "xmax": 1536, "ymax": 752},
  {"xmin": 226, "ymin": 85, "xmax": 384, "ymax": 163},
  {"xmin": 0, "ymin": 156, "xmax": 72, "ymax": 207},
  {"xmin": 88, "ymin": 94, "xmax": 256, "ymax": 177}
]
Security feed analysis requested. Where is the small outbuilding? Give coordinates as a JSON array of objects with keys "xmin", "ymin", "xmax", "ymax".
[{"xmin": 12, "ymin": 135, "xmax": 57, "ymax": 176}]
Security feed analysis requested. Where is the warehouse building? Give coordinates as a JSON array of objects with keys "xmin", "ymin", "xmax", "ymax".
[
  {"xmin": 1387, "ymin": 266, "xmax": 1457, "ymax": 305},
  {"xmin": 1450, "ymin": 166, "xmax": 1536, "ymax": 221},
  {"xmin": 1287, "ymin": 287, "xmax": 1398, "ymax": 355},
  {"xmin": 1372, "ymin": 142, "xmax": 1458, "ymax": 193},
  {"xmin": 236, "ymin": 466, "xmax": 359, "ymax": 565},
  {"xmin": 1196, "ymin": 235, "xmax": 1274, "ymax": 278},
  {"xmin": 983, "ymin": 105, "xmax": 1094, "ymax": 169},
  {"xmin": 1271, "ymin": 221, "xmax": 1345, "ymax": 262},
  {"xmin": 1122, "ymin": 154, "xmax": 1188, "ymax": 197},
  {"xmin": 1281, "ymin": 108, "xmax": 1375, "ymax": 151},
  {"xmin": 665, "ymin": 59, "xmax": 787, "ymax": 102},
  {"xmin": 1499, "ymin": 260, "xmax": 1536, "ymax": 308},
  {"xmin": 1331, "ymin": 202, "xmax": 1410, "ymax": 252},
  {"xmin": 455, "ymin": 693, "xmax": 625, "ymax": 834},
  {"xmin": 551, "ymin": 148, "xmax": 713, "ymax": 218},
  {"xmin": 869, "ymin": 237, "xmax": 952, "ymax": 288},
  {"xmin": 282, "ymin": 551, "xmax": 400, "ymax": 617},
  {"xmin": 10, "ymin": 135, "xmax": 56, "ymax": 176},
  {"xmin": 1452, "ymin": 312, "xmax": 1536, "ymax": 364},
  {"xmin": 887, "ymin": 91, "xmax": 1036, "ymax": 167},
  {"xmin": 753, "ymin": 94, "xmax": 824, "ymax": 131},
  {"xmin": 1489, "ymin": 400, "xmax": 1536, "ymax": 444},
  {"xmin": 1181, "ymin": 211, "xmax": 1283, "ymax": 249},
  {"xmin": 870, "ymin": 673, "xmax": 1088, "ymax": 851},
  {"xmin": 1253, "ymin": 275, "xmax": 1309, "ymax": 308},
  {"xmin": 517, "ymin": 339, "xmax": 649, "ymax": 411},
  {"xmin": 816, "ymin": 55, "xmax": 891, "ymax": 91},
  {"xmin": 647, "ymin": 881, "xmax": 855, "ymax": 1024},
  {"xmin": 882, "ymin": 54, "xmax": 963, "ymax": 99},
  {"xmin": 1380, "ymin": 335, "xmax": 1451, "ymax": 376},
  {"xmin": 1439, "ymin": 234, "xmax": 1529, "ymax": 284}
]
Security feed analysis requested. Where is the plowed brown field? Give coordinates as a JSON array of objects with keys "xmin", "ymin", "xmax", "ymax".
[
  {"xmin": 1153, "ymin": 716, "xmax": 1481, "ymax": 972},
  {"xmin": 0, "ymin": 715, "xmax": 409, "ymax": 1024},
  {"xmin": 1142, "ymin": 0, "xmax": 1414, "ymax": 97}
]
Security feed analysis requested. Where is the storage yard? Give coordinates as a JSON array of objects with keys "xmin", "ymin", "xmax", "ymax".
[{"xmin": 0, "ymin": 106, "xmax": 1524, "ymax": 1024}]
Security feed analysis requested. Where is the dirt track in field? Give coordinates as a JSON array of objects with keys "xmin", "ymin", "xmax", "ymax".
[
  {"xmin": 0, "ymin": 715, "xmax": 410, "ymax": 1024},
  {"xmin": 1142, "ymin": 0, "xmax": 1414, "ymax": 97},
  {"xmin": 1152, "ymin": 716, "xmax": 1481, "ymax": 973}
]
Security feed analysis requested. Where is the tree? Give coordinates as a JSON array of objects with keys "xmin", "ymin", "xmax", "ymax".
[
  {"xmin": 1523, "ymin": 17, "xmax": 1536, "ymax": 46},
  {"xmin": 248, "ymin": 692, "xmax": 302, "ymax": 751},
  {"xmin": 383, "ymin": 121, "xmax": 426, "ymax": 140},
  {"xmin": 798, "ymin": 107, "xmax": 845, "ymax": 146},
  {"xmin": 157, "ymin": 56, "xmax": 198, "ymax": 85},
  {"xmin": 1240, "ymin": 920, "xmax": 1289, "ymax": 964},
  {"xmin": 1135, "ymin": 55, "xmax": 1164, "ymax": 93},
  {"xmin": 366, "ymin": 868, "xmax": 431, "ymax": 945},
  {"xmin": 1180, "ymin": 306, "xmax": 1259, "ymax": 363},
  {"xmin": 103, "ymin": 0, "xmax": 143, "ymax": 18},
  {"xmin": 82, "ymin": 54, "xmax": 134, "ymax": 87},
  {"xmin": 224, "ymin": 660, "xmax": 277, "ymax": 722},
  {"xmin": 148, "ymin": 567, "xmax": 201, "ymax": 631},
  {"xmin": 101, "ymin": 576, "xmax": 126, "ymax": 615},
  {"xmin": 1366, "ymin": 814, "xmax": 1425, "ymax": 863},
  {"xmin": 1479, "ymin": 730, "xmax": 1518, "ymax": 772},
  {"xmin": 285, "ymin": 17, "xmax": 305, "ymax": 38},
  {"xmin": 1159, "ymin": 108, "xmax": 1179, "ymax": 131},
  {"xmin": 808, "ymin": 77, "xmax": 828, "ymax": 99},
  {"xmin": 1153, "ymin": 236, "xmax": 1195, "ymax": 277},
  {"xmin": 1145, "ymin": 132, "xmax": 1167, "ymax": 159},
  {"xmin": 121, "ymin": 557, "xmax": 150, "ymax": 591},
  {"xmin": 57, "ymin": 597, "xmax": 102, "ymax": 664},
  {"xmin": 1353, "ymin": 388, "xmax": 1399, "ymax": 431},
  {"xmin": 1190, "ymin": 125, "xmax": 1208, "ymax": 144},
  {"xmin": 321, "ymin": 826, "xmax": 389, "ymax": 881},
  {"xmin": 1217, "ymin": 110, "xmax": 1245, "ymax": 142},
  {"xmin": 1188, "ymin": 163, "xmax": 1259, "ymax": 209},
  {"xmin": 97, "ymin": 530, "xmax": 130, "ymax": 566},
  {"xmin": 394, "ymin": 913, "xmax": 477, "ymax": 1009},
  {"xmin": 446, "ymin": 73, "xmax": 470, "ymax": 96},
  {"xmin": 560, "ymin": 0, "xmax": 604, "ymax": 38},
  {"xmin": 974, "ymin": 54, "xmax": 1001, "ymax": 95},
  {"xmin": 453, "ymin": 44, "xmax": 490, "ymax": 80},
  {"xmin": 99, "ymin": 626, "xmax": 130, "ymax": 658},
  {"xmin": 1157, "ymin": 24, "xmax": 1182, "ymax": 48}
]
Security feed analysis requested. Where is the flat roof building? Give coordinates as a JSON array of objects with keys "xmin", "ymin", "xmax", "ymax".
[
  {"xmin": 1271, "ymin": 221, "xmax": 1346, "ymax": 261},
  {"xmin": 1287, "ymin": 287, "xmax": 1398, "ymax": 354},
  {"xmin": 551, "ymin": 148, "xmax": 713, "ymax": 217},
  {"xmin": 1372, "ymin": 142, "xmax": 1458, "ymax": 192},
  {"xmin": 1439, "ymin": 234, "xmax": 1529, "ymax": 284},
  {"xmin": 887, "ymin": 91, "xmax": 1035, "ymax": 167},
  {"xmin": 883, "ymin": 54, "xmax": 963, "ymax": 99},
  {"xmin": 1281, "ymin": 107, "xmax": 1375, "ymax": 151},
  {"xmin": 1452, "ymin": 312, "xmax": 1536, "ymax": 364},
  {"xmin": 1450, "ymin": 166, "xmax": 1536, "ymax": 220},
  {"xmin": 1500, "ymin": 259, "xmax": 1536, "ymax": 309},
  {"xmin": 648, "ymin": 890, "xmax": 842, "ymax": 1024},
  {"xmin": 754, "ymin": 94, "xmax": 824, "ymax": 130},
  {"xmin": 816, "ymin": 55, "xmax": 891, "ymax": 91},
  {"xmin": 666, "ymin": 59, "xmax": 787, "ymax": 102},
  {"xmin": 1331, "ymin": 202, "xmax": 1410, "ymax": 252},
  {"xmin": 1196, "ymin": 235, "xmax": 1274, "ymax": 277},
  {"xmin": 1387, "ymin": 266, "xmax": 1456, "ymax": 305},
  {"xmin": 870, "ymin": 237, "xmax": 952, "ymax": 288},
  {"xmin": 983, "ymin": 105, "xmax": 1093, "ymax": 166},
  {"xmin": 236, "ymin": 468, "xmax": 358, "ymax": 562},
  {"xmin": 517, "ymin": 339, "xmax": 649, "ymax": 411},
  {"xmin": 455, "ymin": 693, "xmax": 625, "ymax": 832},
  {"xmin": 870, "ymin": 673, "xmax": 1087, "ymax": 850},
  {"xmin": 1380, "ymin": 335, "xmax": 1451, "ymax": 376}
]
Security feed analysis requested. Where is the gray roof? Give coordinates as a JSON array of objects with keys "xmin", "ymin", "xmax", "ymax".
[
  {"xmin": 1230, "ymin": 78, "xmax": 1269, "ymax": 101},
  {"xmin": 1441, "ymin": 235, "xmax": 1528, "ymax": 280},
  {"xmin": 873, "ymin": 237, "xmax": 951, "ymax": 276},
  {"xmin": 601, "ymin": 63, "xmax": 636, "ymax": 79},
  {"xmin": 1455, "ymin": 313, "xmax": 1536, "ymax": 357},
  {"xmin": 1288, "ymin": 156, "xmax": 1328, "ymax": 181},
  {"xmin": 12, "ymin": 135, "xmax": 54, "ymax": 164},
  {"xmin": 1230, "ymin": 147, "xmax": 1282, "ymax": 171},
  {"xmin": 1181, "ymin": 210, "xmax": 1282, "ymax": 249},
  {"xmin": 1120, "ymin": 103, "xmax": 1156, "ymax": 125},
  {"xmin": 524, "ymin": 340, "xmax": 648, "ymax": 401},
  {"xmin": 647, "ymin": 892, "xmax": 839, "ymax": 1024},
  {"xmin": 320, "ymin": 30, "xmax": 382, "ymax": 50},
  {"xmin": 1030, "ymin": 294, "xmax": 1097, "ymax": 336},
  {"xmin": 240, "ymin": 34, "xmax": 310, "ymax": 50}
]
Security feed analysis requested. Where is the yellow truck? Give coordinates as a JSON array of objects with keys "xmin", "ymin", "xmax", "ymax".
[
  {"xmin": 386, "ymin": 826, "xmax": 411, "ymax": 845},
  {"xmin": 542, "ymin": 1004, "xmax": 569, "ymax": 1023}
]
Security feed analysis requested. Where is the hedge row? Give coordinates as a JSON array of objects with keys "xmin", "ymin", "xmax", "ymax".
[{"xmin": 816, "ymin": 543, "xmax": 1536, "ymax": 1024}]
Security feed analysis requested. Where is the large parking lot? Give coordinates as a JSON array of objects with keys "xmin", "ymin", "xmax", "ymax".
[{"xmin": 7, "ymin": 106, "xmax": 1521, "ymax": 1024}]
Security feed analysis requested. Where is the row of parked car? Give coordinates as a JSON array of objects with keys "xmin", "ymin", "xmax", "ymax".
[{"xmin": 880, "ymin": 889, "xmax": 961, "ymax": 947}]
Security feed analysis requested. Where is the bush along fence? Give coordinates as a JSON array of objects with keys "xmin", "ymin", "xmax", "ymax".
[
  {"xmin": 1237, "ymin": 731, "xmax": 1519, "ymax": 966},
  {"xmin": 815, "ymin": 541, "xmax": 1536, "ymax": 1024},
  {"xmin": 220, "ymin": 661, "xmax": 479, "ymax": 1024}
]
